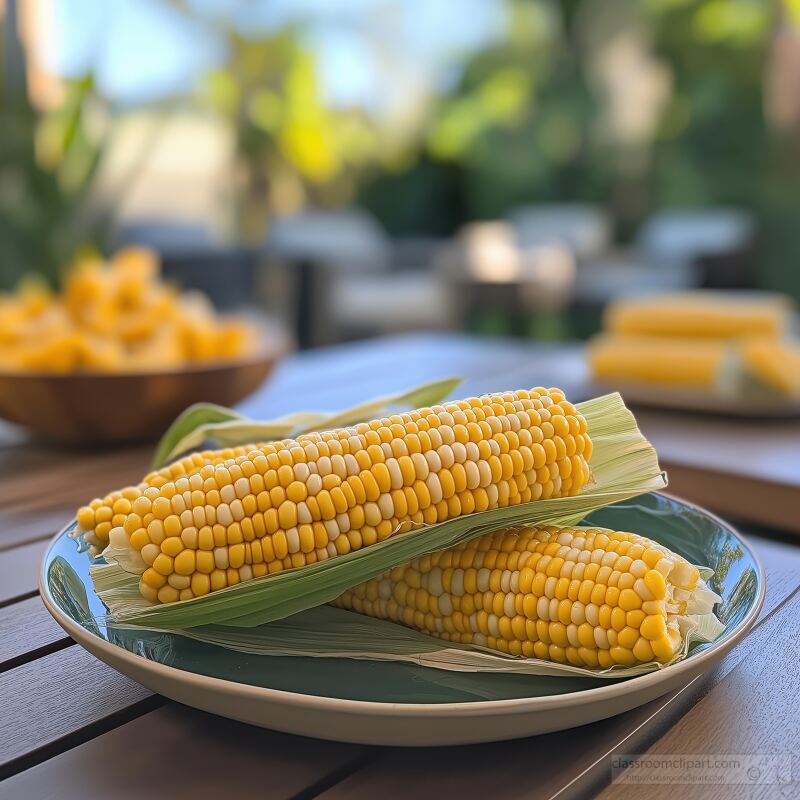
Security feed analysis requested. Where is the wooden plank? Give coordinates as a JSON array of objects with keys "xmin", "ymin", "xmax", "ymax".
[
  {"xmin": 0, "ymin": 704, "xmax": 372, "ymax": 800},
  {"xmin": 316, "ymin": 573, "xmax": 799, "ymax": 800},
  {"xmin": 0, "ymin": 448, "xmax": 151, "ymax": 549},
  {"xmin": 0, "ymin": 510, "xmax": 72, "ymax": 552},
  {"xmin": 635, "ymin": 408, "xmax": 800, "ymax": 489},
  {"xmin": 239, "ymin": 332, "xmax": 538, "ymax": 419},
  {"xmin": 661, "ymin": 462, "xmax": 800, "ymax": 535},
  {"xmin": 0, "ymin": 646, "xmax": 155, "ymax": 778},
  {"xmin": 0, "ymin": 540, "xmax": 47, "ymax": 605},
  {"xmin": 597, "ymin": 588, "xmax": 800, "ymax": 800},
  {"xmin": 0, "ymin": 596, "xmax": 70, "ymax": 671},
  {"xmin": 0, "ymin": 445, "xmax": 151, "ymax": 508},
  {"xmin": 738, "ymin": 532, "xmax": 800, "ymax": 575}
]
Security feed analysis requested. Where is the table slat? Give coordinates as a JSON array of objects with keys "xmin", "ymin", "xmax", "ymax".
[
  {"xmin": 0, "ymin": 596, "xmax": 70, "ymax": 671},
  {"xmin": 0, "ymin": 541, "xmax": 47, "ymax": 605},
  {"xmin": 660, "ymin": 463, "xmax": 800, "ymax": 535},
  {"xmin": 0, "ymin": 510, "xmax": 76, "ymax": 552},
  {"xmin": 0, "ymin": 446, "xmax": 149, "ymax": 507},
  {"xmin": 316, "ymin": 572, "xmax": 799, "ymax": 800},
  {"xmin": 0, "ymin": 449, "xmax": 151, "ymax": 549},
  {"xmin": 597, "ymin": 588, "xmax": 800, "ymax": 800},
  {"xmin": 0, "ymin": 646, "xmax": 155, "ymax": 778},
  {"xmin": 0, "ymin": 705, "xmax": 372, "ymax": 800}
]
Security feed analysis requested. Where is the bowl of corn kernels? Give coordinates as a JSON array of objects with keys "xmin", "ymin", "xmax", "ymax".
[{"xmin": 0, "ymin": 248, "xmax": 291, "ymax": 443}]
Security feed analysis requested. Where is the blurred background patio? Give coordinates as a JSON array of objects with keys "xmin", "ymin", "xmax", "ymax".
[{"xmin": 2, "ymin": 0, "xmax": 799, "ymax": 349}]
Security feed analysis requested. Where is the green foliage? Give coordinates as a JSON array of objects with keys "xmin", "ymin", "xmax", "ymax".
[
  {"xmin": 648, "ymin": 0, "xmax": 770, "ymax": 211},
  {"xmin": 4, "ymin": 0, "xmax": 799, "ymax": 298},
  {"xmin": 197, "ymin": 28, "xmax": 380, "ymax": 240},
  {"xmin": 359, "ymin": 0, "xmax": 614, "ymax": 234},
  {"xmin": 356, "ymin": 0, "xmax": 800, "ymax": 301},
  {"xmin": 0, "ymin": 56, "xmax": 110, "ymax": 290}
]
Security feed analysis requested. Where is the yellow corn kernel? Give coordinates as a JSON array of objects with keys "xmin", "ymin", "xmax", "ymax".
[
  {"xmin": 97, "ymin": 388, "xmax": 592, "ymax": 605},
  {"xmin": 334, "ymin": 523, "xmax": 706, "ymax": 669}
]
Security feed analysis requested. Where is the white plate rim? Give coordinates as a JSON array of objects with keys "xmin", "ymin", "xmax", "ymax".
[{"xmin": 593, "ymin": 381, "xmax": 800, "ymax": 418}]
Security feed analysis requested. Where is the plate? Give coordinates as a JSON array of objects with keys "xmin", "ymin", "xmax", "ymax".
[
  {"xmin": 40, "ymin": 492, "xmax": 764, "ymax": 746},
  {"xmin": 594, "ymin": 382, "xmax": 800, "ymax": 419}
]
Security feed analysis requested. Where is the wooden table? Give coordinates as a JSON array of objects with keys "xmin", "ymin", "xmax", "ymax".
[{"xmin": 1, "ymin": 332, "xmax": 799, "ymax": 799}]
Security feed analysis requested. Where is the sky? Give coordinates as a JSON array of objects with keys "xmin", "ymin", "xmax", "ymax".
[{"xmin": 44, "ymin": 0, "xmax": 506, "ymax": 111}]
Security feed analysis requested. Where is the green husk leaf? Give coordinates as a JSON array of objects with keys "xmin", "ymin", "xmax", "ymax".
[
  {"xmin": 158, "ymin": 414, "xmax": 326, "ymax": 467},
  {"xmin": 151, "ymin": 377, "xmax": 462, "ymax": 468},
  {"xmin": 319, "ymin": 377, "xmax": 463, "ymax": 430},
  {"xmin": 151, "ymin": 403, "xmax": 244, "ymax": 468},
  {"xmin": 91, "ymin": 392, "xmax": 667, "ymax": 630},
  {"xmin": 121, "ymin": 599, "xmax": 722, "ymax": 680}
]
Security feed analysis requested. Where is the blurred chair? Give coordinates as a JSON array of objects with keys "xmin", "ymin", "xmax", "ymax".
[
  {"xmin": 508, "ymin": 204, "xmax": 611, "ymax": 261},
  {"xmin": 501, "ymin": 205, "xmax": 610, "ymax": 339},
  {"xmin": 266, "ymin": 209, "xmax": 390, "ymax": 275},
  {"xmin": 575, "ymin": 251, "xmax": 695, "ymax": 305},
  {"xmin": 438, "ymin": 221, "xmax": 577, "ymax": 339},
  {"xmin": 329, "ymin": 271, "xmax": 451, "ymax": 339},
  {"xmin": 262, "ymin": 209, "xmax": 450, "ymax": 347},
  {"xmin": 115, "ymin": 219, "xmax": 215, "ymax": 251},
  {"xmin": 636, "ymin": 209, "xmax": 756, "ymax": 289},
  {"xmin": 260, "ymin": 209, "xmax": 389, "ymax": 347}
]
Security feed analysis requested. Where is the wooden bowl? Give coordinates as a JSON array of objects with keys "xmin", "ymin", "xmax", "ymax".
[{"xmin": 0, "ymin": 327, "xmax": 291, "ymax": 444}]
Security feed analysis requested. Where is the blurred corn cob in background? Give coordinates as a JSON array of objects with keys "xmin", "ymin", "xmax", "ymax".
[
  {"xmin": 588, "ymin": 336, "xmax": 729, "ymax": 390},
  {"xmin": 0, "ymin": 248, "xmax": 256, "ymax": 373},
  {"xmin": 605, "ymin": 292, "xmax": 791, "ymax": 340},
  {"xmin": 588, "ymin": 292, "xmax": 800, "ymax": 397},
  {"xmin": 739, "ymin": 337, "xmax": 800, "ymax": 396}
]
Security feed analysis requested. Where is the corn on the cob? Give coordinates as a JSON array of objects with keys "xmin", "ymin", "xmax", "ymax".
[
  {"xmin": 605, "ymin": 293, "xmax": 790, "ymax": 340},
  {"xmin": 77, "ymin": 443, "xmax": 269, "ymax": 554},
  {"xmin": 739, "ymin": 337, "xmax": 800, "ymax": 396},
  {"xmin": 334, "ymin": 524, "xmax": 709, "ymax": 668},
  {"xmin": 80, "ymin": 388, "xmax": 592, "ymax": 604},
  {"xmin": 587, "ymin": 335, "xmax": 728, "ymax": 389}
]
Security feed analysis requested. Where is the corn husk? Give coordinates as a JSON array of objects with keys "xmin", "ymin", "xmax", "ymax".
[
  {"xmin": 151, "ymin": 377, "xmax": 463, "ymax": 468},
  {"xmin": 89, "ymin": 391, "xmax": 668, "ymax": 630},
  {"xmin": 133, "ymin": 592, "xmax": 723, "ymax": 680}
]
